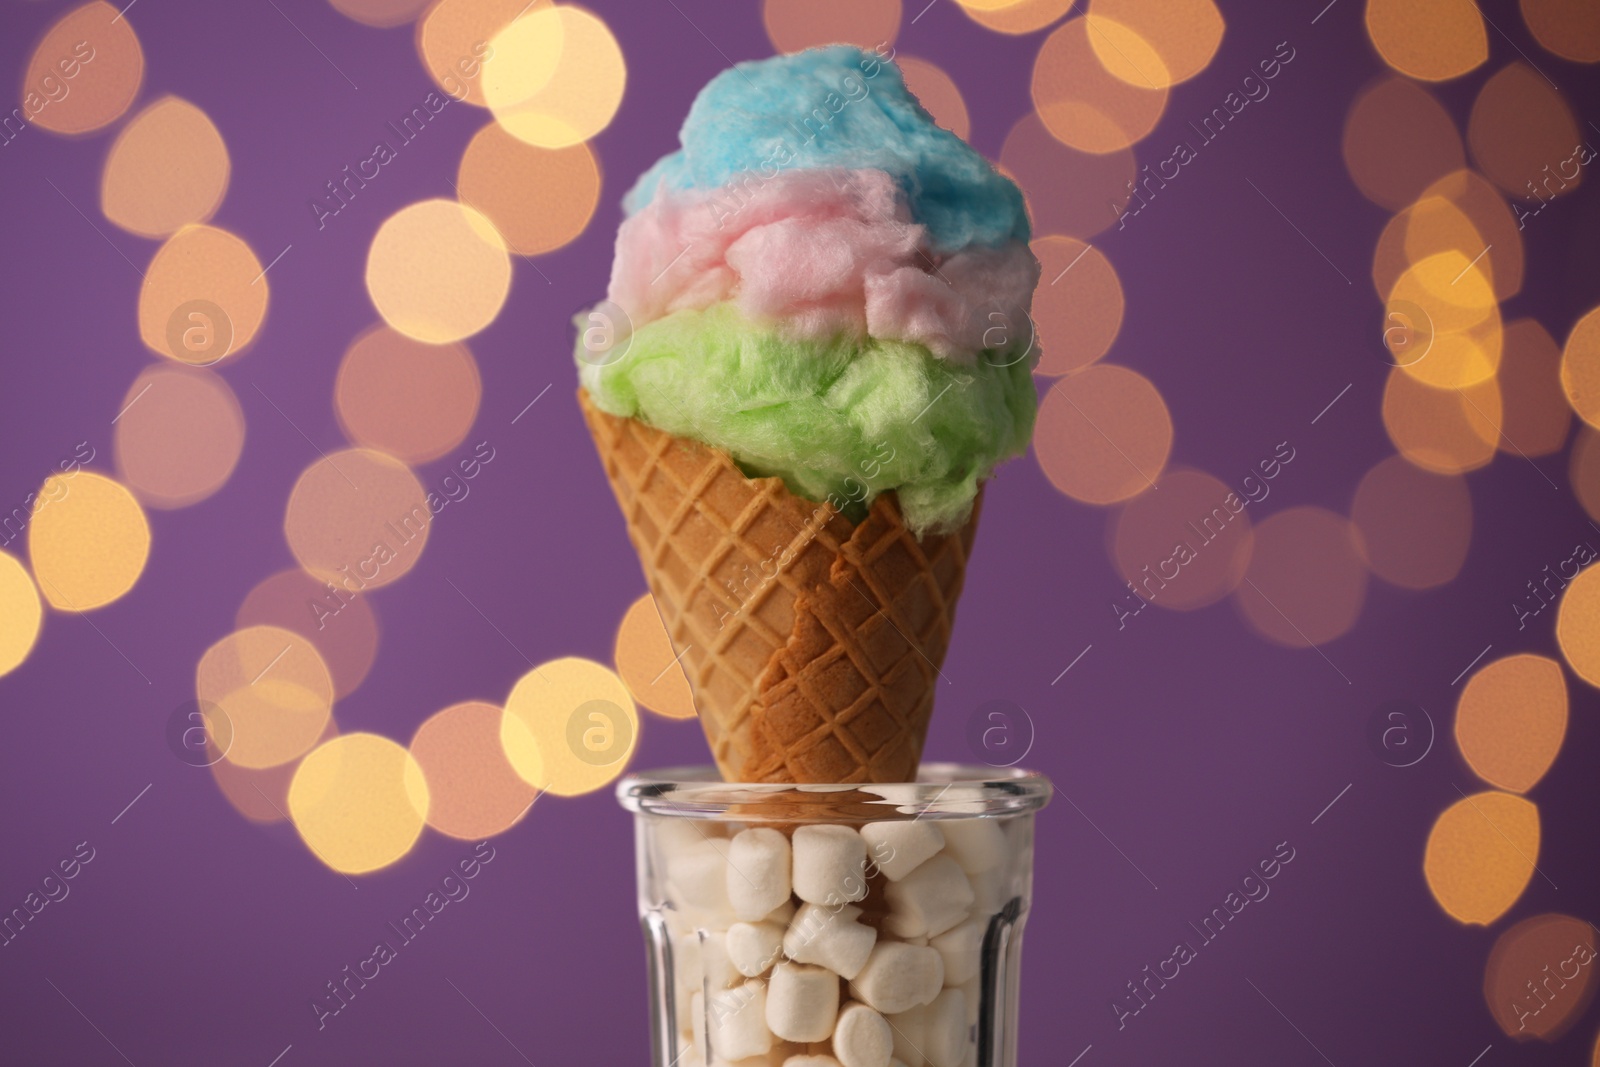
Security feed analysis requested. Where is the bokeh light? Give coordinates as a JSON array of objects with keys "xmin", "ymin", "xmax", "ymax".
[
  {"xmin": 484, "ymin": 5, "xmax": 625, "ymax": 149},
  {"xmin": 24, "ymin": 1, "xmax": 143, "ymax": 136},
  {"xmin": 284, "ymin": 449, "xmax": 432, "ymax": 591},
  {"xmin": 1556, "ymin": 565, "xmax": 1600, "ymax": 687},
  {"xmin": 27, "ymin": 471, "xmax": 149, "ymax": 611},
  {"xmin": 457, "ymin": 122, "xmax": 600, "ymax": 257},
  {"xmin": 1381, "ymin": 367, "xmax": 1502, "ymax": 475},
  {"xmin": 1086, "ymin": 0, "xmax": 1224, "ymax": 88},
  {"xmin": 410, "ymin": 701, "xmax": 539, "ymax": 839},
  {"xmin": 763, "ymin": 0, "xmax": 901, "ymax": 53},
  {"xmin": 1560, "ymin": 306, "xmax": 1600, "ymax": 429},
  {"xmin": 197, "ymin": 625, "xmax": 335, "ymax": 769},
  {"xmin": 1456, "ymin": 654, "xmax": 1567, "ymax": 793},
  {"xmin": 1520, "ymin": 0, "xmax": 1600, "ymax": 63},
  {"xmin": 1496, "ymin": 319, "xmax": 1570, "ymax": 457},
  {"xmin": 614, "ymin": 594, "xmax": 697, "ymax": 720},
  {"xmin": 0, "ymin": 551, "xmax": 42, "ymax": 678},
  {"xmin": 1350, "ymin": 455, "xmax": 1472, "ymax": 590},
  {"xmin": 1423, "ymin": 791, "xmax": 1539, "ymax": 925},
  {"xmin": 1030, "ymin": 235, "xmax": 1124, "ymax": 377},
  {"xmin": 288, "ymin": 733, "xmax": 429, "ymax": 875},
  {"xmin": 1418, "ymin": 171, "xmax": 1524, "ymax": 302},
  {"xmin": 328, "ymin": 0, "xmax": 430, "ymax": 28},
  {"xmin": 1110, "ymin": 468, "xmax": 1253, "ymax": 611},
  {"xmin": 334, "ymin": 326, "xmax": 481, "ymax": 464},
  {"xmin": 1371, "ymin": 176, "xmax": 1524, "ymax": 305},
  {"xmin": 1000, "ymin": 112, "xmax": 1138, "ymax": 239},
  {"xmin": 366, "ymin": 199, "xmax": 511, "ymax": 343},
  {"xmin": 897, "ymin": 57, "xmax": 970, "ymax": 141},
  {"xmin": 210, "ymin": 718, "xmax": 338, "ymax": 824},
  {"xmin": 1342, "ymin": 77, "xmax": 1466, "ymax": 211},
  {"xmin": 101, "ymin": 97, "xmax": 229, "ymax": 238},
  {"xmin": 113, "ymin": 363, "xmax": 245, "ymax": 509},
  {"xmin": 1468, "ymin": 63, "xmax": 1583, "ymax": 201},
  {"xmin": 1034, "ymin": 364, "xmax": 1172, "ymax": 505},
  {"xmin": 1387, "ymin": 250, "xmax": 1502, "ymax": 390},
  {"xmin": 1483, "ymin": 914, "xmax": 1598, "ymax": 1040},
  {"xmin": 1365, "ymin": 0, "xmax": 1487, "ymax": 82},
  {"xmin": 501, "ymin": 657, "xmax": 639, "ymax": 796},
  {"xmin": 139, "ymin": 225, "xmax": 268, "ymax": 365},
  {"xmin": 1570, "ymin": 427, "xmax": 1600, "ymax": 523},
  {"xmin": 1032, "ymin": 17, "xmax": 1168, "ymax": 153},
  {"xmin": 1234, "ymin": 507, "xmax": 1367, "ymax": 648},
  {"xmin": 237, "ymin": 568, "xmax": 379, "ymax": 700},
  {"xmin": 961, "ymin": 0, "xmax": 1074, "ymax": 35},
  {"xmin": 417, "ymin": 0, "xmax": 539, "ymax": 107}
]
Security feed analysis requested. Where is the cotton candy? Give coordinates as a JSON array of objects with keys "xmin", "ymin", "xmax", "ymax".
[
  {"xmin": 578, "ymin": 304, "xmax": 1036, "ymax": 536},
  {"xmin": 622, "ymin": 46, "xmax": 1029, "ymax": 254},
  {"xmin": 609, "ymin": 170, "xmax": 1039, "ymax": 364}
]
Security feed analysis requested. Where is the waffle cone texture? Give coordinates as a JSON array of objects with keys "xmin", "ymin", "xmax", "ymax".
[{"xmin": 580, "ymin": 392, "xmax": 979, "ymax": 784}]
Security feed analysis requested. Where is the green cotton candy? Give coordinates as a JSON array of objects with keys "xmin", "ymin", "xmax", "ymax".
[{"xmin": 578, "ymin": 304, "xmax": 1036, "ymax": 535}]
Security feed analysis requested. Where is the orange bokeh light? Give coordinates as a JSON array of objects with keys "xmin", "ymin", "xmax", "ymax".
[
  {"xmin": 764, "ymin": 0, "xmax": 901, "ymax": 53},
  {"xmin": 410, "ymin": 701, "xmax": 539, "ymax": 839},
  {"xmin": 1469, "ymin": 63, "xmax": 1584, "ymax": 202},
  {"xmin": 23, "ymin": 1, "xmax": 143, "ymax": 136},
  {"xmin": 1033, "ymin": 17, "xmax": 1168, "ymax": 154},
  {"xmin": 1034, "ymin": 364, "xmax": 1172, "ymax": 505},
  {"xmin": 1351, "ymin": 454, "xmax": 1472, "ymax": 590},
  {"xmin": 614, "ymin": 594, "xmax": 697, "ymax": 720},
  {"xmin": 237, "ymin": 568, "xmax": 380, "ymax": 701},
  {"xmin": 1343, "ymin": 77, "xmax": 1465, "ymax": 211},
  {"xmin": 897, "ymin": 57, "xmax": 970, "ymax": 141},
  {"xmin": 334, "ymin": 325, "xmax": 481, "ymax": 465},
  {"xmin": 1456, "ymin": 654, "xmax": 1567, "ymax": 794},
  {"xmin": 1001, "ymin": 112, "xmax": 1138, "ymax": 240},
  {"xmin": 1110, "ymin": 468, "xmax": 1253, "ymax": 611},
  {"xmin": 1030, "ymin": 236, "xmax": 1124, "ymax": 377},
  {"xmin": 1234, "ymin": 507, "xmax": 1367, "ymax": 649}
]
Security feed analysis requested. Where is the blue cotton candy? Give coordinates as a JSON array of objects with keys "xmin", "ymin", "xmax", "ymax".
[{"xmin": 622, "ymin": 46, "xmax": 1029, "ymax": 254}]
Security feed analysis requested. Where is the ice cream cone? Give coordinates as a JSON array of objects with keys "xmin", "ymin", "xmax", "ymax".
[{"xmin": 581, "ymin": 392, "xmax": 979, "ymax": 784}]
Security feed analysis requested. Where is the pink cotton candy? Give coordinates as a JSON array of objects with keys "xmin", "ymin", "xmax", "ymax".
[{"xmin": 607, "ymin": 168, "xmax": 1039, "ymax": 363}]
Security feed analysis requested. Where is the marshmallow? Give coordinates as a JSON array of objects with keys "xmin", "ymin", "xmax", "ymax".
[
  {"xmin": 929, "ymin": 920, "xmax": 983, "ymax": 987},
  {"xmin": 784, "ymin": 903, "xmax": 877, "ymax": 980},
  {"xmin": 701, "ymin": 931, "xmax": 739, "ymax": 992},
  {"xmin": 921, "ymin": 989, "xmax": 967, "ymax": 1067},
  {"xmin": 793, "ymin": 826, "xmax": 868, "ymax": 905},
  {"xmin": 883, "ymin": 857, "xmax": 973, "ymax": 939},
  {"xmin": 658, "ymin": 816, "xmax": 722, "ymax": 857},
  {"xmin": 938, "ymin": 820, "xmax": 1005, "ymax": 875},
  {"xmin": 676, "ymin": 931, "xmax": 705, "ymax": 993},
  {"xmin": 706, "ymin": 981, "xmax": 772, "ymax": 1061},
  {"xmin": 692, "ymin": 991, "xmax": 707, "ymax": 1061},
  {"xmin": 833, "ymin": 1002, "xmax": 893, "ymax": 1067},
  {"xmin": 886, "ymin": 1003, "xmax": 926, "ymax": 1067},
  {"xmin": 671, "ymin": 838, "xmax": 734, "ymax": 917},
  {"xmin": 728, "ymin": 922, "xmax": 787, "ymax": 978},
  {"xmin": 958, "ymin": 978, "xmax": 980, "ymax": 1027},
  {"xmin": 784, "ymin": 1058, "xmax": 843, "ymax": 1067},
  {"xmin": 849, "ymin": 943, "xmax": 944, "ymax": 1015},
  {"xmin": 729, "ymin": 828, "xmax": 794, "ymax": 921},
  {"xmin": 767, "ymin": 899, "xmax": 798, "ymax": 925},
  {"xmin": 766, "ymin": 962, "xmax": 841, "ymax": 1042},
  {"xmin": 965, "ymin": 865, "xmax": 1006, "ymax": 918},
  {"xmin": 860, "ymin": 821, "xmax": 945, "ymax": 882}
]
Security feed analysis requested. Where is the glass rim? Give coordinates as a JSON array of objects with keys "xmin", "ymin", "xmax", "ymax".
[{"xmin": 616, "ymin": 762, "xmax": 1051, "ymax": 819}]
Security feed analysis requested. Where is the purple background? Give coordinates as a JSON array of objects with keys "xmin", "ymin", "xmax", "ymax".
[{"xmin": 2, "ymin": 0, "xmax": 1598, "ymax": 1064}]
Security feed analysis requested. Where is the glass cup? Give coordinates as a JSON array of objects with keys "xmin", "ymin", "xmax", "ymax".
[{"xmin": 618, "ymin": 763, "xmax": 1051, "ymax": 1067}]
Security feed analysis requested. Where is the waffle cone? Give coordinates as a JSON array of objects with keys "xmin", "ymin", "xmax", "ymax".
[{"xmin": 580, "ymin": 391, "xmax": 979, "ymax": 784}]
